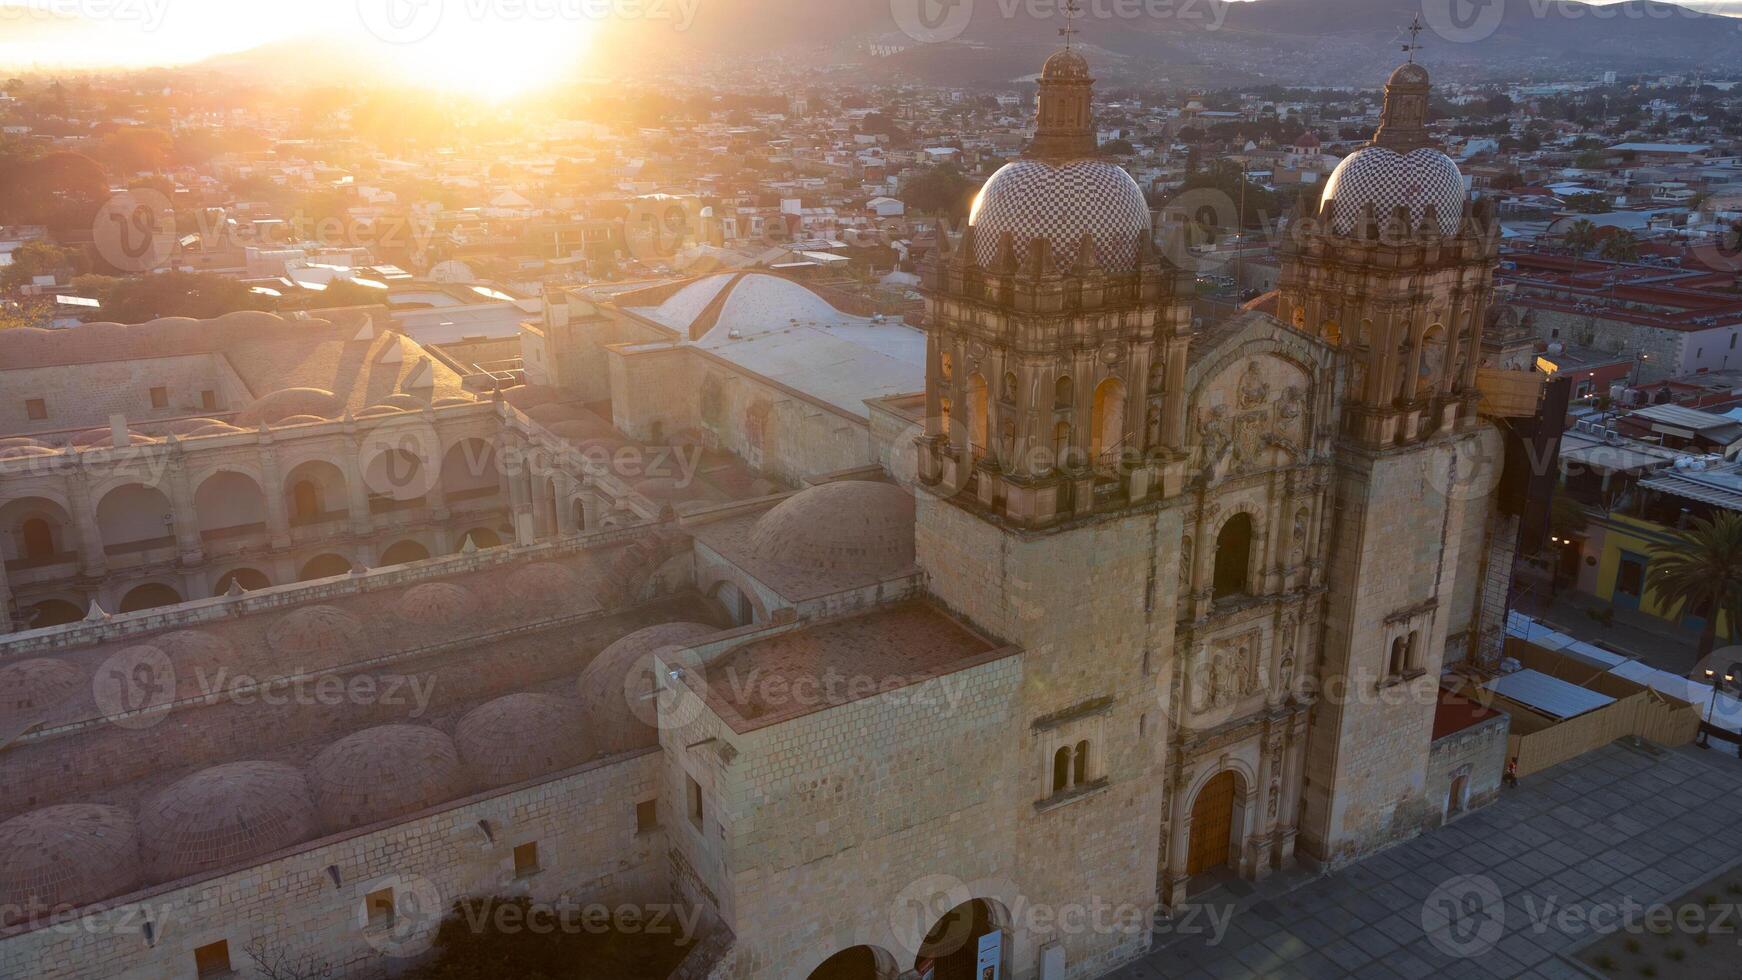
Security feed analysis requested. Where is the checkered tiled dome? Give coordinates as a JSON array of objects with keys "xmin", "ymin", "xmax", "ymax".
[
  {"xmin": 0, "ymin": 805, "xmax": 141, "ymax": 924},
  {"xmin": 1321, "ymin": 145, "xmax": 1465, "ymax": 236},
  {"xmin": 969, "ymin": 159, "xmax": 1151, "ymax": 273}
]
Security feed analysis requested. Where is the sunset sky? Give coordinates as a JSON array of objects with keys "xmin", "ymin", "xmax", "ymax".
[{"xmin": 0, "ymin": 0, "xmax": 629, "ymax": 96}]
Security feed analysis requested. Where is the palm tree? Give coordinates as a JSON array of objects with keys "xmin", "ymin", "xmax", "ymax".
[
  {"xmin": 1564, "ymin": 218, "xmax": 1599, "ymax": 266},
  {"xmin": 1598, "ymin": 230, "xmax": 1641, "ymax": 262},
  {"xmin": 1645, "ymin": 511, "xmax": 1742, "ymax": 659}
]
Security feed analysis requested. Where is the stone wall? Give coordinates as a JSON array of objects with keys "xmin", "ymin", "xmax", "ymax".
[
  {"xmin": 0, "ymin": 354, "xmax": 245, "ymax": 437},
  {"xmin": 663, "ymin": 652, "xmax": 1025, "ymax": 979},
  {"xmin": 1302, "ymin": 427, "xmax": 1494, "ymax": 867},
  {"xmin": 0, "ymin": 750, "xmax": 668, "ymax": 980},
  {"xmin": 608, "ymin": 345, "xmax": 874, "ymax": 486},
  {"xmin": 1426, "ymin": 709, "xmax": 1509, "ymax": 826}
]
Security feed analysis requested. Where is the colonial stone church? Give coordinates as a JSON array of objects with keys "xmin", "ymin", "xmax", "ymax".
[{"xmin": 0, "ymin": 46, "xmax": 1517, "ymax": 980}]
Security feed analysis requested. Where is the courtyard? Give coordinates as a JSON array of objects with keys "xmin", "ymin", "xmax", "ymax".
[{"xmin": 1113, "ymin": 741, "xmax": 1742, "ymax": 979}]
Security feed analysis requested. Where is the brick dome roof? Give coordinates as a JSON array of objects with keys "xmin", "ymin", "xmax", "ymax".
[
  {"xmin": 309, "ymin": 725, "xmax": 467, "ymax": 831},
  {"xmin": 577, "ymin": 622, "xmax": 717, "ymax": 755},
  {"xmin": 506, "ymin": 562, "xmax": 586, "ymax": 607},
  {"xmin": 0, "ymin": 445, "xmax": 58, "ymax": 460},
  {"xmin": 268, "ymin": 605, "xmax": 365, "ymax": 657},
  {"xmin": 749, "ymin": 481, "xmax": 915, "ymax": 575},
  {"xmin": 138, "ymin": 762, "xmax": 316, "ymax": 882},
  {"xmin": 0, "ymin": 805, "xmax": 140, "ymax": 923},
  {"xmin": 968, "ymin": 158, "xmax": 1151, "ymax": 273},
  {"xmin": 455, "ymin": 693, "xmax": 594, "ymax": 787},
  {"xmin": 396, "ymin": 582, "xmax": 482, "ymax": 625},
  {"xmin": 235, "ymin": 387, "xmax": 343, "ymax": 427},
  {"xmin": 0, "ymin": 658, "xmax": 80, "ymax": 715}
]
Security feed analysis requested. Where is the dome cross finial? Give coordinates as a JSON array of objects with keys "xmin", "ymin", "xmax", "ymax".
[
  {"xmin": 1402, "ymin": 13, "xmax": 1424, "ymax": 63},
  {"xmin": 1059, "ymin": 0, "xmax": 1082, "ymax": 50}
]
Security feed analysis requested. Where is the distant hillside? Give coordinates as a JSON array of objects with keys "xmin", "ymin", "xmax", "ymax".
[{"xmin": 626, "ymin": 0, "xmax": 1742, "ymax": 85}]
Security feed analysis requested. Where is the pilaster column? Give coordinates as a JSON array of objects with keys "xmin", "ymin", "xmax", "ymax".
[
  {"xmin": 165, "ymin": 455, "xmax": 204, "ymax": 564},
  {"xmin": 1247, "ymin": 742, "xmax": 1276, "ymax": 880},
  {"xmin": 258, "ymin": 442, "xmax": 291, "ymax": 550},
  {"xmin": 342, "ymin": 431, "xmax": 374, "ymax": 537},
  {"xmin": 1275, "ymin": 713, "xmax": 1308, "ymax": 869},
  {"xmin": 0, "ymin": 557, "xmax": 14, "ymax": 634},
  {"xmin": 1162, "ymin": 787, "xmax": 1193, "ymax": 909},
  {"xmin": 508, "ymin": 438, "xmax": 536, "ymax": 545},
  {"xmin": 554, "ymin": 473, "xmax": 578, "ymax": 535},
  {"xmin": 68, "ymin": 467, "xmax": 107, "ymax": 577}
]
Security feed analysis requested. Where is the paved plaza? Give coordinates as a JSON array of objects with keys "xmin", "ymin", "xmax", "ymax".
[{"xmin": 1113, "ymin": 741, "xmax": 1742, "ymax": 979}]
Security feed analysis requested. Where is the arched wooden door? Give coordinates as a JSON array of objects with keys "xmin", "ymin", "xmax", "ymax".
[{"xmin": 1187, "ymin": 770, "xmax": 1238, "ymax": 875}]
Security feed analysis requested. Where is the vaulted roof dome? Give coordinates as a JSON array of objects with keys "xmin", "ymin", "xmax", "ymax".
[
  {"xmin": 0, "ymin": 658, "xmax": 80, "ymax": 716},
  {"xmin": 138, "ymin": 762, "xmax": 315, "ymax": 882},
  {"xmin": 749, "ymin": 481, "xmax": 915, "ymax": 575},
  {"xmin": 268, "ymin": 605, "xmax": 364, "ymax": 657},
  {"xmin": 309, "ymin": 725, "xmax": 467, "ymax": 831},
  {"xmin": 396, "ymin": 582, "xmax": 482, "ymax": 625},
  {"xmin": 0, "ymin": 805, "xmax": 141, "ymax": 923},
  {"xmin": 235, "ymin": 387, "xmax": 342, "ymax": 427},
  {"xmin": 455, "ymin": 693, "xmax": 593, "ymax": 787},
  {"xmin": 969, "ymin": 159, "xmax": 1151, "ymax": 273},
  {"xmin": 577, "ymin": 622, "xmax": 718, "ymax": 755}
]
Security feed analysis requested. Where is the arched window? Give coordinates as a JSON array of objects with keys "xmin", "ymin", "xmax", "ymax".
[
  {"xmin": 1073, "ymin": 740, "xmax": 1089, "ymax": 785},
  {"xmin": 1212, "ymin": 514, "xmax": 1253, "ymax": 600},
  {"xmin": 1389, "ymin": 637, "xmax": 1406, "ymax": 678},
  {"xmin": 1055, "ymin": 375, "xmax": 1073, "ymax": 409},
  {"xmin": 291, "ymin": 480, "xmax": 322, "ymax": 521},
  {"xmin": 1052, "ymin": 747, "xmax": 1071, "ymax": 795},
  {"xmin": 1053, "ymin": 421, "xmax": 1072, "ymax": 470},
  {"xmin": 1091, "ymin": 377, "xmax": 1126, "ymax": 463},
  {"xmin": 1406, "ymin": 630, "xmax": 1421, "ymax": 672},
  {"xmin": 20, "ymin": 518, "xmax": 54, "ymax": 561},
  {"xmin": 967, "ymin": 374, "xmax": 989, "ymax": 451}
]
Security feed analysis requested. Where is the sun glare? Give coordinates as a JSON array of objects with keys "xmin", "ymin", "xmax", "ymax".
[{"xmin": 378, "ymin": 16, "xmax": 597, "ymax": 100}]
